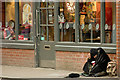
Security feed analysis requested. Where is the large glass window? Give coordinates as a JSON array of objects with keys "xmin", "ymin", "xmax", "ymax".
[
  {"xmin": 105, "ymin": 2, "xmax": 116, "ymax": 43},
  {"xmin": 1, "ymin": 1, "xmax": 116, "ymax": 44},
  {"xmin": 79, "ymin": 2, "xmax": 101, "ymax": 43},
  {"xmin": 59, "ymin": 2, "xmax": 75, "ymax": 42}
]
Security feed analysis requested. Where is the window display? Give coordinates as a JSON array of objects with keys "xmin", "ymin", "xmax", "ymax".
[
  {"xmin": 1, "ymin": 1, "xmax": 116, "ymax": 44},
  {"xmin": 59, "ymin": 2, "xmax": 75, "ymax": 42},
  {"xmin": 18, "ymin": 2, "xmax": 32, "ymax": 40},
  {"xmin": 2, "ymin": 2, "xmax": 15, "ymax": 40},
  {"xmin": 79, "ymin": 2, "xmax": 101, "ymax": 43}
]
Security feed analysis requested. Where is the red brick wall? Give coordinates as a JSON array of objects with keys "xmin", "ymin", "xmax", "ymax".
[
  {"xmin": 116, "ymin": 2, "xmax": 120, "ymax": 77},
  {"xmin": 56, "ymin": 51, "xmax": 116, "ymax": 72},
  {"xmin": 2, "ymin": 48, "xmax": 35, "ymax": 67}
]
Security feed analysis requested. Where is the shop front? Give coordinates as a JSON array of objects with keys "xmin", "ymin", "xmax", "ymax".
[{"xmin": 0, "ymin": 0, "xmax": 120, "ymax": 77}]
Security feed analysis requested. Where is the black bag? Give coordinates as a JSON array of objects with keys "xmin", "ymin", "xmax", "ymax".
[{"xmin": 65, "ymin": 73, "xmax": 80, "ymax": 78}]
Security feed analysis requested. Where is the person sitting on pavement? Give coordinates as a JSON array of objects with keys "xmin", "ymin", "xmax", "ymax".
[{"xmin": 82, "ymin": 48, "xmax": 111, "ymax": 77}]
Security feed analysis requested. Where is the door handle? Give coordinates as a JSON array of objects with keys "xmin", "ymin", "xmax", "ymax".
[
  {"xmin": 36, "ymin": 34, "xmax": 40, "ymax": 38},
  {"xmin": 37, "ymin": 34, "xmax": 40, "ymax": 37}
]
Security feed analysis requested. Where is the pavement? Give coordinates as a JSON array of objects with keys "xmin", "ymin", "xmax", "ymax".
[
  {"xmin": 1, "ymin": 65, "xmax": 77, "ymax": 78},
  {"xmin": 1, "ymin": 65, "xmax": 119, "ymax": 80}
]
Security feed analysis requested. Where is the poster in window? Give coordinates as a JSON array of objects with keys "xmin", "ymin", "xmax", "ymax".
[{"xmin": 22, "ymin": 3, "xmax": 32, "ymax": 25}]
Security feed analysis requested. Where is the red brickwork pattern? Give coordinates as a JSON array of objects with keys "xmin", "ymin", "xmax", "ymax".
[
  {"xmin": 116, "ymin": 2, "xmax": 120, "ymax": 77},
  {"xmin": 2, "ymin": 48, "xmax": 35, "ymax": 67},
  {"xmin": 56, "ymin": 51, "xmax": 116, "ymax": 72}
]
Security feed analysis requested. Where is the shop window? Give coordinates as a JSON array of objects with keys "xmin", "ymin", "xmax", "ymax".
[
  {"xmin": 79, "ymin": 2, "xmax": 101, "ymax": 43},
  {"xmin": 18, "ymin": 2, "xmax": 33, "ymax": 40},
  {"xmin": 59, "ymin": 2, "xmax": 75, "ymax": 42},
  {"xmin": 105, "ymin": 2, "xmax": 116, "ymax": 43},
  {"xmin": 2, "ymin": 2, "xmax": 15, "ymax": 40}
]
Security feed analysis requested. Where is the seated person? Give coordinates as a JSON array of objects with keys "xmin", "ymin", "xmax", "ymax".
[
  {"xmin": 4, "ymin": 20, "xmax": 15, "ymax": 40},
  {"xmin": 82, "ymin": 48, "xmax": 110, "ymax": 77}
]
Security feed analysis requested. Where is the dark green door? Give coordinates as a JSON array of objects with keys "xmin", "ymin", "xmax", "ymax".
[{"xmin": 36, "ymin": 2, "xmax": 55, "ymax": 68}]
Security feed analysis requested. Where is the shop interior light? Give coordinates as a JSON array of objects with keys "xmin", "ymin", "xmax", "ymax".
[
  {"xmin": 66, "ymin": 2, "xmax": 75, "ymax": 13},
  {"xmin": 42, "ymin": 0, "xmax": 45, "ymax": 2}
]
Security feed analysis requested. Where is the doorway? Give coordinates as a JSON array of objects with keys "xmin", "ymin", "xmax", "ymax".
[{"xmin": 35, "ymin": 2, "xmax": 55, "ymax": 68}]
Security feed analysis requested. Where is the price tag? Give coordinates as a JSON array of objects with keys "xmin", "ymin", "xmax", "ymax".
[{"xmin": 18, "ymin": 35, "xmax": 24, "ymax": 40}]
